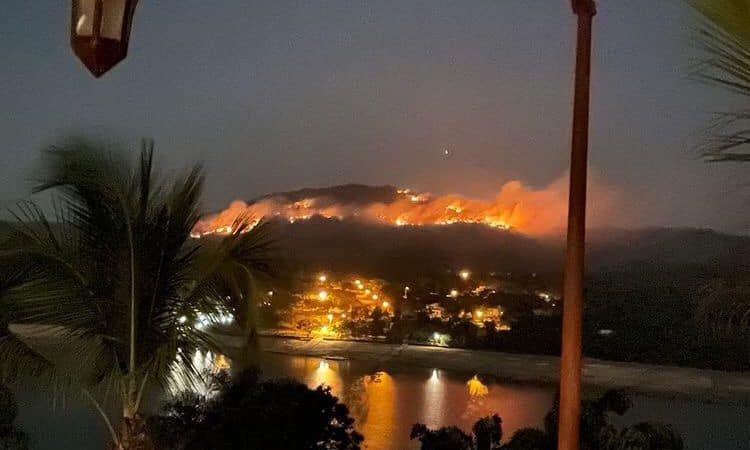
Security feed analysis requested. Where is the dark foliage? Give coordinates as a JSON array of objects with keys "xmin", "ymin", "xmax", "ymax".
[
  {"xmin": 410, "ymin": 423, "xmax": 474, "ymax": 450},
  {"xmin": 584, "ymin": 267, "xmax": 750, "ymax": 371},
  {"xmin": 473, "ymin": 416, "xmax": 503, "ymax": 450},
  {"xmin": 501, "ymin": 429, "xmax": 550, "ymax": 450},
  {"xmin": 150, "ymin": 370, "xmax": 363, "ymax": 450},
  {"xmin": 411, "ymin": 391, "xmax": 681, "ymax": 450},
  {"xmin": 0, "ymin": 384, "xmax": 29, "ymax": 450},
  {"xmin": 410, "ymin": 415, "xmax": 502, "ymax": 450}
]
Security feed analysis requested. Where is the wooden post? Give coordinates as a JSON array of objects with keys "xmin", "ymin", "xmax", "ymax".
[{"xmin": 558, "ymin": 2, "xmax": 595, "ymax": 450}]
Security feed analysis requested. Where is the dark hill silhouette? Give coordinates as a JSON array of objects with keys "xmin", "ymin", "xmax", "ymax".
[
  {"xmin": 4, "ymin": 181, "xmax": 750, "ymax": 279},
  {"xmin": 264, "ymin": 215, "xmax": 750, "ymax": 279}
]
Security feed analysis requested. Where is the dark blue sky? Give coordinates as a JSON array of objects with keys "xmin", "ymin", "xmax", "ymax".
[{"xmin": 0, "ymin": 1, "xmax": 746, "ymax": 232}]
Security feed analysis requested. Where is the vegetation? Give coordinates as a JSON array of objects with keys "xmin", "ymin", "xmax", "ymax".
[
  {"xmin": 149, "ymin": 369, "xmax": 363, "ymax": 450},
  {"xmin": 411, "ymin": 390, "xmax": 682, "ymax": 450},
  {"xmin": 582, "ymin": 267, "xmax": 750, "ymax": 370},
  {"xmin": 689, "ymin": 0, "xmax": 750, "ymax": 162},
  {"xmin": 0, "ymin": 139, "xmax": 275, "ymax": 449},
  {"xmin": 0, "ymin": 384, "xmax": 29, "ymax": 450},
  {"xmin": 411, "ymin": 415, "xmax": 502, "ymax": 450},
  {"xmin": 373, "ymin": 264, "xmax": 750, "ymax": 371},
  {"xmin": 695, "ymin": 273, "xmax": 750, "ymax": 336},
  {"xmin": 683, "ymin": 0, "xmax": 750, "ymax": 370}
]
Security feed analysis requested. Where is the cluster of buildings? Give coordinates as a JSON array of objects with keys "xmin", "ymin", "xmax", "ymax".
[{"xmin": 261, "ymin": 269, "xmax": 559, "ymax": 343}]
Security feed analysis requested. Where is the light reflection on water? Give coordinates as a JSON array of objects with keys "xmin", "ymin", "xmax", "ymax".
[
  {"xmin": 312, "ymin": 359, "xmax": 344, "ymax": 395},
  {"xmin": 422, "ymin": 369, "xmax": 445, "ymax": 428},
  {"xmin": 360, "ymin": 372, "xmax": 396, "ymax": 450},
  {"xmin": 260, "ymin": 353, "xmax": 555, "ymax": 450},
  {"xmin": 14, "ymin": 352, "xmax": 750, "ymax": 450}
]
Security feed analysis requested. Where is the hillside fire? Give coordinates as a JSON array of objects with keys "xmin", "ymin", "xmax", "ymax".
[{"xmin": 193, "ymin": 176, "xmax": 614, "ymax": 237}]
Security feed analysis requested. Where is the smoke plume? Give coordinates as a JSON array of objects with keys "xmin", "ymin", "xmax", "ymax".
[{"xmin": 194, "ymin": 174, "xmax": 616, "ymax": 237}]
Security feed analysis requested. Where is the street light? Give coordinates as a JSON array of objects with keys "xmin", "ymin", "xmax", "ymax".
[
  {"xmin": 71, "ymin": 0, "xmax": 140, "ymax": 77},
  {"xmin": 558, "ymin": 2, "xmax": 596, "ymax": 450}
]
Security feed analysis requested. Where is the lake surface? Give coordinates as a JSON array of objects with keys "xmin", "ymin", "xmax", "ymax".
[{"xmin": 14, "ymin": 353, "xmax": 750, "ymax": 449}]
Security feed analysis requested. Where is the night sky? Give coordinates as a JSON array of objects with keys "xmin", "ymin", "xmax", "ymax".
[{"xmin": 0, "ymin": 1, "xmax": 746, "ymax": 232}]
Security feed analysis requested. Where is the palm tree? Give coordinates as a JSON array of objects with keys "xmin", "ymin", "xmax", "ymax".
[
  {"xmin": 0, "ymin": 139, "xmax": 275, "ymax": 449},
  {"xmin": 687, "ymin": 1, "xmax": 750, "ymax": 346},
  {"xmin": 689, "ymin": 0, "xmax": 750, "ymax": 161}
]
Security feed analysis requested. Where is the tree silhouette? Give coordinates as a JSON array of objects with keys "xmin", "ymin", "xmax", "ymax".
[
  {"xmin": 411, "ymin": 390, "xmax": 681, "ymax": 450},
  {"xmin": 506, "ymin": 390, "xmax": 681, "ymax": 450},
  {"xmin": 473, "ymin": 415, "xmax": 503, "ymax": 450},
  {"xmin": 150, "ymin": 370, "xmax": 363, "ymax": 450},
  {"xmin": 410, "ymin": 415, "xmax": 502, "ymax": 450},
  {"xmin": 410, "ymin": 423, "xmax": 474, "ymax": 450}
]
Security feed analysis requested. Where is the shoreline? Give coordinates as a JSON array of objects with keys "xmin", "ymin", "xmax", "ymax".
[{"xmin": 256, "ymin": 336, "xmax": 750, "ymax": 403}]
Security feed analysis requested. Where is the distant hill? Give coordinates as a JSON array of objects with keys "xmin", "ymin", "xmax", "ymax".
[
  {"xmin": 5, "ymin": 180, "xmax": 750, "ymax": 279},
  {"xmin": 266, "ymin": 215, "xmax": 750, "ymax": 279},
  {"xmin": 240, "ymin": 185, "xmax": 750, "ymax": 276},
  {"xmin": 587, "ymin": 227, "xmax": 750, "ymax": 271},
  {"xmin": 273, "ymin": 217, "xmax": 558, "ymax": 280}
]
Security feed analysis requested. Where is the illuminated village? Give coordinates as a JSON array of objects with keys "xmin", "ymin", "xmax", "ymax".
[
  {"xmin": 254, "ymin": 269, "xmax": 558, "ymax": 346},
  {"xmin": 185, "ymin": 185, "xmax": 563, "ymax": 348}
]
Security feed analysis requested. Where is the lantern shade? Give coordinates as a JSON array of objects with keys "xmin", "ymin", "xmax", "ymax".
[{"xmin": 71, "ymin": 0, "xmax": 139, "ymax": 77}]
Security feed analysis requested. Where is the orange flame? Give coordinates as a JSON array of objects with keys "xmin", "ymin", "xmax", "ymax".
[{"xmin": 194, "ymin": 175, "xmax": 614, "ymax": 236}]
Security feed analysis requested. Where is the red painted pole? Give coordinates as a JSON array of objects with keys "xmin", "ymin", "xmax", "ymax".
[{"xmin": 558, "ymin": 2, "xmax": 595, "ymax": 450}]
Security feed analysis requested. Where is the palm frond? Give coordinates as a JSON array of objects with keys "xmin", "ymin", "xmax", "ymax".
[
  {"xmin": 0, "ymin": 325, "xmax": 115, "ymax": 403},
  {"xmin": 0, "ymin": 203, "xmax": 104, "ymax": 335},
  {"xmin": 0, "ymin": 331, "xmax": 56, "ymax": 384},
  {"xmin": 689, "ymin": 0, "xmax": 750, "ymax": 161},
  {"xmin": 2, "ymin": 137, "xmax": 281, "ymax": 434}
]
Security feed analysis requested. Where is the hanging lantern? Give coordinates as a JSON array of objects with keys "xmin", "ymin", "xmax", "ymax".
[{"xmin": 71, "ymin": 0, "xmax": 139, "ymax": 77}]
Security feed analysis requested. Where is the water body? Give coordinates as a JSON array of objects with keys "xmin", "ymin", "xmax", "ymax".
[
  {"xmin": 260, "ymin": 354, "xmax": 750, "ymax": 450},
  {"xmin": 14, "ymin": 353, "xmax": 750, "ymax": 449}
]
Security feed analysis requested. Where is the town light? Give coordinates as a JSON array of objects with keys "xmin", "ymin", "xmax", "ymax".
[
  {"xmin": 71, "ymin": 0, "xmax": 140, "ymax": 77},
  {"xmin": 459, "ymin": 270, "xmax": 471, "ymax": 280},
  {"xmin": 318, "ymin": 290, "xmax": 329, "ymax": 301}
]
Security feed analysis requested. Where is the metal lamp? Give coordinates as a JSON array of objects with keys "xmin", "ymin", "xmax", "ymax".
[{"xmin": 71, "ymin": 0, "xmax": 139, "ymax": 77}]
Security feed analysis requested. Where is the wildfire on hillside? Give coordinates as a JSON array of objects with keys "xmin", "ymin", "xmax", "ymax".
[{"xmin": 193, "ymin": 175, "xmax": 614, "ymax": 237}]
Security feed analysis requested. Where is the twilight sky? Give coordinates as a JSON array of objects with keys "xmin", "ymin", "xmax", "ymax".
[{"xmin": 0, "ymin": 0, "xmax": 747, "ymax": 232}]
